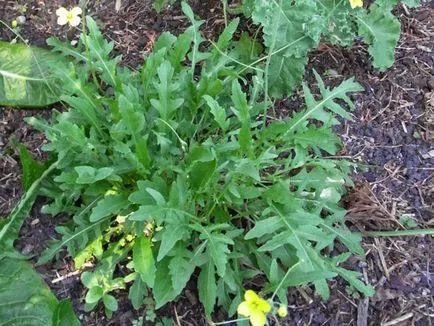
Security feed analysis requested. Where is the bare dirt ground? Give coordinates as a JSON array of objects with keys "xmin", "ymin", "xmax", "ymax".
[{"xmin": 0, "ymin": 0, "xmax": 433, "ymax": 325}]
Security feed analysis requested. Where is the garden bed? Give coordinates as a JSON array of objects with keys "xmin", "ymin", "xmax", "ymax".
[{"xmin": 0, "ymin": 1, "xmax": 433, "ymax": 325}]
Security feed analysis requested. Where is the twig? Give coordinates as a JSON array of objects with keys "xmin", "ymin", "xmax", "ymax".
[{"xmin": 382, "ymin": 313, "xmax": 413, "ymax": 326}]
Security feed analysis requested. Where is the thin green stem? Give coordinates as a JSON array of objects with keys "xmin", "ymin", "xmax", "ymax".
[
  {"xmin": 270, "ymin": 260, "xmax": 301, "ymax": 301},
  {"xmin": 212, "ymin": 317, "xmax": 250, "ymax": 325},
  {"xmin": 222, "ymin": 0, "xmax": 228, "ymax": 27},
  {"xmin": 362, "ymin": 228, "xmax": 434, "ymax": 237}
]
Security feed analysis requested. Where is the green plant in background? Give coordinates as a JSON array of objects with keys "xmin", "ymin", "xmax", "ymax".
[
  {"xmin": 244, "ymin": 0, "xmax": 421, "ymax": 97},
  {"xmin": 153, "ymin": 0, "xmax": 421, "ymax": 97},
  {"xmin": 24, "ymin": 2, "xmax": 374, "ymax": 320}
]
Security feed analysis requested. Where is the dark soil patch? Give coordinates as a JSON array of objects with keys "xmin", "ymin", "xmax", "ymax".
[{"xmin": 1, "ymin": 1, "xmax": 433, "ymax": 325}]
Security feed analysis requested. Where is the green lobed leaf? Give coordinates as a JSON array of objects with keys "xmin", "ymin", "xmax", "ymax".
[
  {"xmin": 357, "ymin": 4, "xmax": 401, "ymax": 71},
  {"xmin": 197, "ymin": 261, "xmax": 217, "ymax": 317},
  {"xmin": 133, "ymin": 236, "xmax": 156, "ymax": 287}
]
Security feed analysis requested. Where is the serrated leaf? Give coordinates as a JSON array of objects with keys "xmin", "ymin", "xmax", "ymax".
[
  {"xmin": 197, "ymin": 262, "xmax": 217, "ymax": 317},
  {"xmin": 191, "ymin": 224, "xmax": 233, "ymax": 277},
  {"xmin": 19, "ymin": 144, "xmax": 47, "ymax": 191},
  {"xmin": 133, "ymin": 236, "xmax": 156, "ymax": 287},
  {"xmin": 203, "ymin": 95, "xmax": 229, "ymax": 131},
  {"xmin": 252, "ymin": 0, "xmax": 323, "ymax": 97},
  {"xmin": 168, "ymin": 247, "xmax": 195, "ymax": 293},
  {"xmin": 157, "ymin": 222, "xmax": 190, "ymax": 261},
  {"xmin": 245, "ymin": 216, "xmax": 281, "ymax": 239}
]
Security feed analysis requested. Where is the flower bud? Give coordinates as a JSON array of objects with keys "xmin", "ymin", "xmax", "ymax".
[{"xmin": 277, "ymin": 305, "xmax": 288, "ymax": 318}]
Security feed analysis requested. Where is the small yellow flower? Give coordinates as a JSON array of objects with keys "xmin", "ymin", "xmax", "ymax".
[
  {"xmin": 277, "ymin": 305, "xmax": 288, "ymax": 318},
  {"xmin": 237, "ymin": 290, "xmax": 271, "ymax": 326},
  {"xmin": 11, "ymin": 20, "xmax": 18, "ymax": 28},
  {"xmin": 56, "ymin": 6, "xmax": 82, "ymax": 27},
  {"xmin": 349, "ymin": 0, "xmax": 363, "ymax": 8}
]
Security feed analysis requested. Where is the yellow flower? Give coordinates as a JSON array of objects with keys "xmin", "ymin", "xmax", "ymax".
[
  {"xmin": 277, "ymin": 305, "xmax": 288, "ymax": 318},
  {"xmin": 11, "ymin": 20, "xmax": 18, "ymax": 28},
  {"xmin": 237, "ymin": 290, "xmax": 271, "ymax": 326},
  {"xmin": 56, "ymin": 6, "xmax": 82, "ymax": 27},
  {"xmin": 349, "ymin": 0, "xmax": 363, "ymax": 8}
]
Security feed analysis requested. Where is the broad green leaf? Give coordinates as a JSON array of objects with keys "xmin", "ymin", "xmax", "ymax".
[
  {"xmin": 245, "ymin": 216, "xmax": 281, "ymax": 240},
  {"xmin": 0, "ymin": 257, "xmax": 69, "ymax": 326},
  {"xmin": 128, "ymin": 277, "xmax": 146, "ymax": 310},
  {"xmin": 357, "ymin": 4, "xmax": 401, "ymax": 70},
  {"xmin": 0, "ymin": 41, "xmax": 62, "ymax": 107},
  {"xmin": 52, "ymin": 299, "xmax": 80, "ymax": 326},
  {"xmin": 197, "ymin": 262, "xmax": 217, "ymax": 317},
  {"xmin": 85, "ymin": 286, "xmax": 104, "ymax": 303},
  {"xmin": 103, "ymin": 294, "xmax": 119, "ymax": 311},
  {"xmin": 89, "ymin": 193, "xmax": 129, "ymax": 222},
  {"xmin": 153, "ymin": 259, "xmax": 178, "ymax": 308},
  {"xmin": 133, "ymin": 236, "xmax": 156, "ymax": 287}
]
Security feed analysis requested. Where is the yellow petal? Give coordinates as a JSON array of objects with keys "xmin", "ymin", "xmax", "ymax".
[
  {"xmin": 244, "ymin": 290, "xmax": 259, "ymax": 303},
  {"xmin": 349, "ymin": 0, "xmax": 363, "ymax": 8},
  {"xmin": 237, "ymin": 301, "xmax": 251, "ymax": 317},
  {"xmin": 57, "ymin": 16, "xmax": 68, "ymax": 25},
  {"xmin": 71, "ymin": 7, "xmax": 82, "ymax": 15},
  {"xmin": 257, "ymin": 298, "xmax": 271, "ymax": 313},
  {"xmin": 69, "ymin": 16, "xmax": 81, "ymax": 27},
  {"xmin": 250, "ymin": 311, "xmax": 266, "ymax": 326},
  {"xmin": 56, "ymin": 7, "xmax": 68, "ymax": 17}
]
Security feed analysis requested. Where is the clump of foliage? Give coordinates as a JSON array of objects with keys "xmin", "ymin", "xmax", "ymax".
[
  {"xmin": 155, "ymin": 0, "xmax": 421, "ymax": 97},
  {"xmin": 242, "ymin": 0, "xmax": 421, "ymax": 97},
  {"xmin": 30, "ymin": 2, "xmax": 373, "ymax": 319}
]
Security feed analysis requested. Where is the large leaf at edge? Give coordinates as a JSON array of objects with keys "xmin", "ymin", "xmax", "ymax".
[
  {"xmin": 0, "ymin": 41, "xmax": 61, "ymax": 108},
  {"xmin": 0, "ymin": 257, "xmax": 80, "ymax": 326}
]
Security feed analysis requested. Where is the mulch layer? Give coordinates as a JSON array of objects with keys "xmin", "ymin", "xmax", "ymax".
[{"xmin": 0, "ymin": 0, "xmax": 433, "ymax": 325}]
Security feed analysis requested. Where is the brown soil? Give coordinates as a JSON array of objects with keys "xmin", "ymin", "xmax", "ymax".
[{"xmin": 1, "ymin": 1, "xmax": 433, "ymax": 325}]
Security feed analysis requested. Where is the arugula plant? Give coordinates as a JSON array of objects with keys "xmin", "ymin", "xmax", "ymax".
[
  {"xmin": 244, "ymin": 0, "xmax": 421, "ymax": 97},
  {"xmin": 31, "ymin": 2, "xmax": 373, "ymax": 319}
]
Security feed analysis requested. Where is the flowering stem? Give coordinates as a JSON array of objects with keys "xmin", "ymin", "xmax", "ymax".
[
  {"xmin": 270, "ymin": 260, "xmax": 301, "ymax": 302},
  {"xmin": 212, "ymin": 317, "xmax": 250, "ymax": 325}
]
